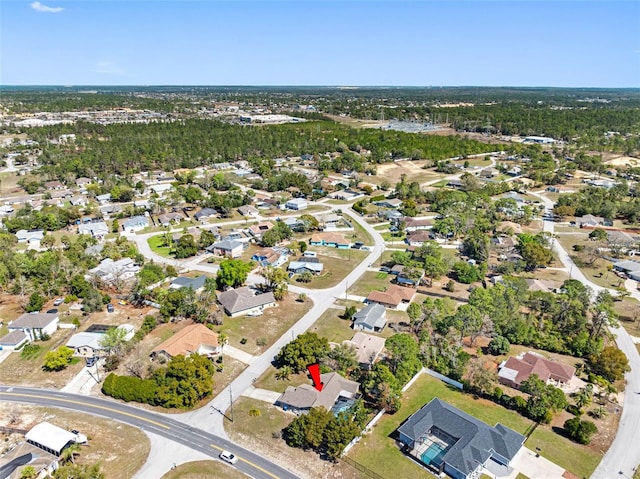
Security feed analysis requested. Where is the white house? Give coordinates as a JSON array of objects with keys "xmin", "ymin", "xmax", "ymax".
[
  {"xmin": 9, "ymin": 312, "xmax": 59, "ymax": 341},
  {"xmin": 15, "ymin": 229, "xmax": 45, "ymax": 246},
  {"xmin": 86, "ymin": 258, "xmax": 140, "ymax": 284},
  {"xmin": 285, "ymin": 198, "xmax": 308, "ymax": 210},
  {"xmin": 122, "ymin": 215, "xmax": 150, "ymax": 232},
  {"xmin": 78, "ymin": 221, "xmax": 109, "ymax": 239}
]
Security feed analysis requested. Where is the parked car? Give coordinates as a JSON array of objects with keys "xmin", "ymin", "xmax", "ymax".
[
  {"xmin": 107, "ymin": 304, "xmax": 115, "ymax": 313},
  {"xmin": 219, "ymin": 450, "xmax": 238, "ymax": 465},
  {"xmin": 53, "ymin": 298, "xmax": 64, "ymax": 306},
  {"xmin": 46, "ymin": 309, "xmax": 58, "ymax": 314},
  {"xmin": 86, "ymin": 357, "xmax": 98, "ymax": 367}
]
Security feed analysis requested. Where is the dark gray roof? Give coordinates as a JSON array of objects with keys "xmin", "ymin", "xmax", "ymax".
[
  {"xmin": 217, "ymin": 286, "xmax": 276, "ymax": 315},
  {"xmin": 194, "ymin": 207, "xmax": 217, "ymax": 219},
  {"xmin": 210, "ymin": 239, "xmax": 243, "ymax": 251},
  {"xmin": 171, "ymin": 275, "xmax": 207, "ymax": 290},
  {"xmin": 397, "ymin": 398, "xmax": 525, "ymax": 475},
  {"xmin": 0, "ymin": 329, "xmax": 28, "ymax": 346}
]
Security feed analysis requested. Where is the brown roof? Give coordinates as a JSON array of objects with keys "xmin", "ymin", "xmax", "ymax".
[
  {"xmin": 407, "ymin": 231, "xmax": 432, "ymax": 242},
  {"xmin": 151, "ymin": 324, "xmax": 218, "ymax": 358},
  {"xmin": 343, "ymin": 332, "xmax": 386, "ymax": 365},
  {"xmin": 502, "ymin": 352, "xmax": 575, "ymax": 386},
  {"xmin": 310, "ymin": 232, "xmax": 348, "ymax": 245},
  {"xmin": 366, "ymin": 284, "xmax": 415, "ymax": 307}
]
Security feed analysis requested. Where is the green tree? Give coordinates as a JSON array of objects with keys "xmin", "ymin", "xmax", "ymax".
[
  {"xmin": 589, "ymin": 228, "xmax": 608, "ymax": 241},
  {"xmin": 25, "ymin": 292, "xmax": 46, "ymax": 313},
  {"xmin": 174, "ymin": 234, "xmax": 198, "ymax": 258},
  {"xmin": 43, "ymin": 346, "xmax": 74, "ymax": 371},
  {"xmin": 216, "ymin": 259, "xmax": 253, "ymax": 288},
  {"xmin": 325, "ymin": 343, "xmax": 358, "ymax": 374},
  {"xmin": 589, "ymin": 346, "xmax": 630, "ymax": 382},
  {"xmin": 563, "ymin": 417, "xmax": 598, "ymax": 445},
  {"xmin": 275, "ymin": 332, "xmax": 330, "ymax": 372},
  {"xmin": 20, "ymin": 466, "xmax": 37, "ymax": 479},
  {"xmin": 99, "ymin": 326, "xmax": 129, "ymax": 356},
  {"xmin": 53, "ymin": 463, "xmax": 105, "ymax": 479},
  {"xmin": 487, "ymin": 336, "xmax": 510, "ymax": 355}
]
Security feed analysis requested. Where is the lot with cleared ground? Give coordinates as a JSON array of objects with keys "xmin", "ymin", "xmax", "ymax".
[
  {"xmin": 0, "ymin": 405, "xmax": 149, "ymax": 479},
  {"xmin": 161, "ymin": 460, "xmax": 249, "ymax": 479},
  {"xmin": 225, "ymin": 397, "xmax": 361, "ymax": 479}
]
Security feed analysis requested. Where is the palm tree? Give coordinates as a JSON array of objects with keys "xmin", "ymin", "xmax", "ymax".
[{"xmin": 60, "ymin": 443, "xmax": 81, "ymax": 464}]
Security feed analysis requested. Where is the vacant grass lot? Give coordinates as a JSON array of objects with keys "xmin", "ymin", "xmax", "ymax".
[
  {"xmin": 308, "ymin": 308, "xmax": 356, "ymax": 343},
  {"xmin": 0, "ymin": 405, "xmax": 149, "ymax": 479},
  {"xmin": 161, "ymin": 461, "xmax": 248, "ymax": 479},
  {"xmin": 220, "ymin": 293, "xmax": 312, "ymax": 354},
  {"xmin": 614, "ymin": 296, "xmax": 640, "ymax": 337},
  {"xmin": 148, "ymin": 234, "xmax": 173, "ymax": 257},
  {"xmin": 254, "ymin": 365, "xmax": 309, "ymax": 393},
  {"xmin": 348, "ymin": 271, "xmax": 392, "ymax": 297},
  {"xmin": 349, "ymin": 374, "xmax": 601, "ymax": 479}
]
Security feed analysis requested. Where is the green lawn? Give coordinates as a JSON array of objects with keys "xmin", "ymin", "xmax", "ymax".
[
  {"xmin": 308, "ymin": 308, "xmax": 355, "ymax": 343},
  {"xmin": 147, "ymin": 235, "xmax": 173, "ymax": 257},
  {"xmin": 292, "ymin": 249, "xmax": 368, "ymax": 289},
  {"xmin": 254, "ymin": 366, "xmax": 309, "ymax": 393},
  {"xmin": 349, "ymin": 373, "xmax": 601, "ymax": 479},
  {"xmin": 374, "ymin": 224, "xmax": 390, "ymax": 231},
  {"xmin": 348, "ymin": 271, "xmax": 391, "ymax": 297}
]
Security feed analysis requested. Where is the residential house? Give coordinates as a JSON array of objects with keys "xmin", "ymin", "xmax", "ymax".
[
  {"xmin": 78, "ymin": 221, "xmax": 109, "ymax": 239},
  {"xmin": 248, "ymin": 221, "xmax": 274, "ymax": 240},
  {"xmin": 342, "ymin": 332, "xmax": 386, "ymax": 369},
  {"xmin": 65, "ymin": 332, "xmax": 105, "ymax": 357},
  {"xmin": 613, "ymin": 260, "xmax": 640, "ymax": 280},
  {"xmin": 524, "ymin": 278, "xmax": 559, "ymax": 293},
  {"xmin": 375, "ymin": 198, "xmax": 403, "ymax": 209},
  {"xmin": 76, "ymin": 177, "xmax": 93, "ymax": 188},
  {"xmin": 9, "ymin": 312, "xmax": 59, "ymax": 341},
  {"xmin": 0, "ymin": 330, "xmax": 29, "ymax": 350},
  {"xmin": 157, "ymin": 212, "xmax": 185, "ymax": 227},
  {"xmin": 69, "ymin": 195, "xmax": 87, "ymax": 207},
  {"xmin": 606, "ymin": 230, "xmax": 637, "ymax": 249},
  {"xmin": 288, "ymin": 258, "xmax": 324, "ymax": 275},
  {"xmin": 285, "ymin": 198, "xmax": 308, "ymax": 210},
  {"xmin": 576, "ymin": 214, "xmax": 604, "ymax": 228},
  {"xmin": 309, "ymin": 232, "xmax": 350, "ymax": 249},
  {"xmin": 15, "ymin": 229, "xmax": 44, "ymax": 246},
  {"xmin": 194, "ymin": 207, "xmax": 218, "ymax": 222},
  {"xmin": 151, "ymin": 324, "xmax": 220, "ymax": 361},
  {"xmin": 208, "ymin": 239, "xmax": 244, "ymax": 258},
  {"xmin": 545, "ymin": 185, "xmax": 575, "ymax": 194},
  {"xmin": 479, "ymin": 167, "xmax": 499, "ymax": 178},
  {"xmin": 217, "ymin": 286, "xmax": 276, "ymax": 317},
  {"xmin": 122, "ymin": 215, "xmax": 150, "ymax": 232},
  {"xmin": 327, "ymin": 190, "xmax": 362, "ymax": 201},
  {"xmin": 447, "ymin": 179, "xmax": 464, "ymax": 189},
  {"xmin": 320, "ymin": 213, "xmax": 344, "ymax": 229},
  {"xmin": 251, "ymin": 248, "xmax": 288, "ymax": 268},
  {"xmin": 169, "ymin": 275, "xmax": 208, "ymax": 292},
  {"xmin": 397, "ymin": 398, "xmax": 525, "ymax": 479},
  {"xmin": 366, "ymin": 284, "xmax": 415, "ymax": 309},
  {"xmin": 498, "ymin": 351, "xmax": 575, "ymax": 389},
  {"xmin": 283, "ymin": 217, "xmax": 306, "ymax": 231},
  {"xmin": 352, "ymin": 303, "xmax": 387, "ymax": 333},
  {"xmin": 238, "ymin": 205, "xmax": 260, "ymax": 217},
  {"xmin": 44, "ymin": 180, "xmax": 64, "ymax": 190},
  {"xmin": 275, "ymin": 372, "xmax": 360, "ymax": 415},
  {"xmin": 96, "ymin": 193, "xmax": 112, "ymax": 204},
  {"xmin": 403, "ymin": 218, "xmax": 433, "ymax": 232},
  {"xmin": 150, "ymin": 183, "xmax": 173, "ymax": 196},
  {"xmin": 85, "ymin": 257, "xmax": 140, "ymax": 284},
  {"xmin": 406, "ymin": 230, "xmax": 433, "ymax": 246}
]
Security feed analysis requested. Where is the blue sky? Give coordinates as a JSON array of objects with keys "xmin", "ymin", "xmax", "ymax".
[{"xmin": 1, "ymin": 1, "xmax": 639, "ymax": 87}]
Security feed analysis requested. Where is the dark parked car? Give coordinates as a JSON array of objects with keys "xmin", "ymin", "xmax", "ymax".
[{"xmin": 107, "ymin": 304, "xmax": 115, "ymax": 313}]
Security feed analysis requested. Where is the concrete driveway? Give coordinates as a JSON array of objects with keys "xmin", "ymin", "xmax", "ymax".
[{"xmin": 489, "ymin": 447, "xmax": 565, "ymax": 479}]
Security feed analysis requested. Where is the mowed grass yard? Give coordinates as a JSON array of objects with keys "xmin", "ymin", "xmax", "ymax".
[
  {"xmin": 348, "ymin": 271, "xmax": 392, "ymax": 297},
  {"xmin": 1, "ymin": 405, "xmax": 149, "ymax": 479},
  {"xmin": 147, "ymin": 234, "xmax": 173, "ymax": 257},
  {"xmin": 349, "ymin": 374, "xmax": 601, "ymax": 479},
  {"xmin": 161, "ymin": 461, "xmax": 248, "ymax": 479}
]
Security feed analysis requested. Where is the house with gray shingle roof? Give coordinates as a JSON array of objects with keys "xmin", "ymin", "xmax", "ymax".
[
  {"xmin": 9, "ymin": 313, "xmax": 59, "ymax": 341},
  {"xmin": 207, "ymin": 240, "xmax": 244, "ymax": 258},
  {"xmin": 397, "ymin": 398, "xmax": 525, "ymax": 479},
  {"xmin": 169, "ymin": 275, "xmax": 208, "ymax": 292},
  {"xmin": 217, "ymin": 286, "xmax": 276, "ymax": 317},
  {"xmin": 352, "ymin": 303, "xmax": 387, "ymax": 333},
  {"xmin": 122, "ymin": 215, "xmax": 150, "ymax": 232},
  {"xmin": 275, "ymin": 372, "xmax": 360, "ymax": 415}
]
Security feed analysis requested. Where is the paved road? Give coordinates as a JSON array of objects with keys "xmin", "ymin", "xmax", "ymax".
[
  {"xmin": 177, "ymin": 208, "xmax": 386, "ymax": 435},
  {"xmin": 530, "ymin": 191, "xmax": 640, "ymax": 478},
  {"xmin": 0, "ymin": 386, "xmax": 299, "ymax": 479}
]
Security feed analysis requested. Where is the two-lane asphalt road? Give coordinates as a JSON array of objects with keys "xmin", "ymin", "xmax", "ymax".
[{"xmin": 0, "ymin": 386, "xmax": 299, "ymax": 479}]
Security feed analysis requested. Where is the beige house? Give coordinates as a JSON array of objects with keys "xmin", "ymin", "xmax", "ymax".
[{"xmin": 151, "ymin": 324, "xmax": 220, "ymax": 361}]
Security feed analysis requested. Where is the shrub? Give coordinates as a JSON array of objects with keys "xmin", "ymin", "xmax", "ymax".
[
  {"xmin": 240, "ymin": 338, "xmax": 248, "ymax": 345},
  {"xmin": 20, "ymin": 343, "xmax": 41, "ymax": 359},
  {"xmin": 444, "ymin": 280, "xmax": 455, "ymax": 292},
  {"xmin": 487, "ymin": 336, "xmax": 510, "ymax": 355},
  {"xmin": 248, "ymin": 408, "xmax": 261, "ymax": 417},
  {"xmin": 256, "ymin": 337, "xmax": 267, "ymax": 347},
  {"xmin": 42, "ymin": 347, "xmax": 74, "ymax": 371},
  {"xmin": 564, "ymin": 417, "xmax": 598, "ymax": 444}
]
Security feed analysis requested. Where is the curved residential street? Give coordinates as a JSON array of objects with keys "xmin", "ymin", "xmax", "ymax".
[
  {"xmin": 531, "ymin": 191, "xmax": 640, "ymax": 478},
  {"xmin": 0, "ymin": 386, "xmax": 299, "ymax": 479}
]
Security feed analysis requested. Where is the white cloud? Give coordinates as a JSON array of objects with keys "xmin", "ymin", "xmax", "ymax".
[
  {"xmin": 91, "ymin": 61, "xmax": 125, "ymax": 76},
  {"xmin": 30, "ymin": 1, "xmax": 64, "ymax": 13}
]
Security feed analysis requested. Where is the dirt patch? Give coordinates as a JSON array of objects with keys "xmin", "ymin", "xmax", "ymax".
[
  {"xmin": 372, "ymin": 160, "xmax": 438, "ymax": 186},
  {"xmin": 603, "ymin": 155, "xmax": 640, "ymax": 167}
]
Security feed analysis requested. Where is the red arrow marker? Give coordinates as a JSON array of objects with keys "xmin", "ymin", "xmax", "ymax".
[{"xmin": 307, "ymin": 363, "xmax": 323, "ymax": 391}]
